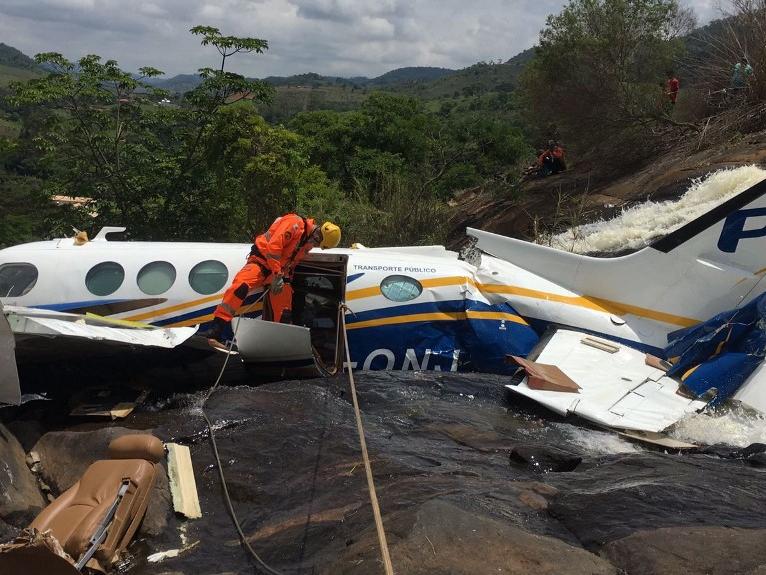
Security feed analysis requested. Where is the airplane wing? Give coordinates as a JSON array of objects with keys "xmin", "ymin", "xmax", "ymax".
[{"xmin": 506, "ymin": 329, "xmax": 709, "ymax": 433}]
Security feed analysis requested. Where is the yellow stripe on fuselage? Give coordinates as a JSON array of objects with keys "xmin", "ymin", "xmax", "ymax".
[
  {"xmin": 345, "ymin": 310, "xmax": 528, "ymax": 331},
  {"xmin": 163, "ymin": 301, "xmax": 265, "ymax": 328},
  {"xmin": 349, "ymin": 275, "xmax": 699, "ymax": 328},
  {"xmin": 124, "ymin": 272, "xmax": 699, "ymax": 329},
  {"xmin": 124, "ymin": 293, "xmax": 223, "ymax": 321}
]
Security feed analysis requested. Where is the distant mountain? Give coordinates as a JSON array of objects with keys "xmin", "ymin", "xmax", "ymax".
[
  {"xmin": 0, "ymin": 43, "xmax": 37, "ymax": 70},
  {"xmin": 144, "ymin": 73, "xmax": 203, "ymax": 93},
  {"xmin": 149, "ymin": 66, "xmax": 458, "ymax": 94},
  {"xmin": 392, "ymin": 48, "xmax": 536, "ymax": 99},
  {"xmin": 367, "ymin": 67, "xmax": 456, "ymax": 86}
]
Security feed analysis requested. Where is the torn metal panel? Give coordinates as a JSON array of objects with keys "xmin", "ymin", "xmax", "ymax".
[
  {"xmin": 0, "ymin": 301, "xmax": 21, "ymax": 406},
  {"xmin": 234, "ymin": 317, "xmax": 314, "ymax": 365},
  {"xmin": 5, "ymin": 305, "xmax": 196, "ymax": 348}
]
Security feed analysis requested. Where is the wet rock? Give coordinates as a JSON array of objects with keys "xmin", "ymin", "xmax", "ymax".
[
  {"xmin": 324, "ymin": 499, "xmax": 616, "ymax": 574},
  {"xmin": 0, "ymin": 518, "xmax": 20, "ymax": 542},
  {"xmin": 509, "ymin": 443, "xmax": 582, "ymax": 472},
  {"xmin": 6, "ymin": 418, "xmax": 45, "ymax": 453},
  {"xmin": 603, "ymin": 526, "xmax": 766, "ymax": 575},
  {"xmin": 740, "ymin": 443, "xmax": 766, "ymax": 457},
  {"xmin": 518, "ymin": 490, "xmax": 549, "ymax": 510},
  {"xmin": 523, "ymin": 481, "xmax": 559, "ymax": 497},
  {"xmin": 10, "ymin": 372, "xmax": 765, "ymax": 574},
  {"xmin": 698, "ymin": 442, "xmax": 766, "ymax": 460},
  {"xmin": 0, "ymin": 423, "xmax": 45, "ymax": 528},
  {"xmin": 547, "ymin": 454, "xmax": 766, "ymax": 549},
  {"xmin": 32, "ymin": 427, "xmax": 172, "ymax": 536}
]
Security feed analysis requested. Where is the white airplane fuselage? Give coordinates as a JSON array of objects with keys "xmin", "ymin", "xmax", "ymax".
[
  {"xmin": 2, "ymin": 218, "xmax": 762, "ymax": 375},
  {"xmin": 6, "ymin": 171, "xmax": 766, "ymax": 378}
]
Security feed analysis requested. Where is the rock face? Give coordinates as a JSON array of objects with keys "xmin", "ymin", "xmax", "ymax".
[
  {"xmin": 546, "ymin": 453, "xmax": 766, "ymax": 549},
  {"xmin": 447, "ymin": 129, "xmax": 766, "ymax": 247},
  {"xmin": 3, "ymin": 372, "xmax": 765, "ymax": 575},
  {"xmin": 31, "ymin": 427, "xmax": 172, "ymax": 536},
  {"xmin": 603, "ymin": 526, "xmax": 766, "ymax": 575},
  {"xmin": 509, "ymin": 443, "xmax": 582, "ymax": 472},
  {"xmin": 325, "ymin": 499, "xmax": 616, "ymax": 575},
  {"xmin": 0, "ymin": 423, "xmax": 44, "ymax": 527}
]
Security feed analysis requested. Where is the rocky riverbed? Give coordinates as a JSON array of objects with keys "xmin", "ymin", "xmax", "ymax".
[{"xmin": 2, "ymin": 371, "xmax": 766, "ymax": 574}]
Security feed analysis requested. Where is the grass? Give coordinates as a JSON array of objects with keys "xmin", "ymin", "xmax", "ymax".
[
  {"xmin": 0, "ymin": 63, "xmax": 39, "ymax": 87},
  {"xmin": 0, "ymin": 116, "xmax": 20, "ymax": 139},
  {"xmin": 258, "ymin": 85, "xmax": 368, "ymax": 122}
]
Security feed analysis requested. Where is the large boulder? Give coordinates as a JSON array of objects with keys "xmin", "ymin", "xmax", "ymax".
[
  {"xmin": 603, "ymin": 526, "xmax": 766, "ymax": 575},
  {"xmin": 32, "ymin": 427, "xmax": 171, "ymax": 536},
  {"xmin": 509, "ymin": 443, "xmax": 583, "ymax": 473},
  {"xmin": 547, "ymin": 453, "xmax": 766, "ymax": 548},
  {"xmin": 324, "ymin": 499, "xmax": 616, "ymax": 575},
  {"xmin": 0, "ymin": 423, "xmax": 45, "ymax": 528}
]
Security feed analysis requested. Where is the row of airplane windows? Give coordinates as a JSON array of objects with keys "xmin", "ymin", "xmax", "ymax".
[
  {"xmin": 1, "ymin": 261, "xmax": 426, "ymax": 303},
  {"xmin": 0, "ymin": 260, "xmax": 229, "ymax": 298}
]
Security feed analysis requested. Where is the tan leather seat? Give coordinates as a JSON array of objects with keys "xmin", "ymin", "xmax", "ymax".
[{"xmin": 0, "ymin": 434, "xmax": 164, "ymax": 573}]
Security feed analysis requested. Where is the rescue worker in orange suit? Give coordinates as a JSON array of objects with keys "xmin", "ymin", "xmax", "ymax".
[
  {"xmin": 665, "ymin": 70, "xmax": 680, "ymax": 106},
  {"xmin": 205, "ymin": 215, "xmax": 341, "ymax": 342}
]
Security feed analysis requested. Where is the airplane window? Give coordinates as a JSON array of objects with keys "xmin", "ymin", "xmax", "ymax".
[
  {"xmin": 137, "ymin": 261, "xmax": 176, "ymax": 295},
  {"xmin": 380, "ymin": 275, "xmax": 423, "ymax": 302},
  {"xmin": 0, "ymin": 263, "xmax": 38, "ymax": 297},
  {"xmin": 85, "ymin": 262, "xmax": 125, "ymax": 296},
  {"xmin": 189, "ymin": 260, "xmax": 228, "ymax": 295}
]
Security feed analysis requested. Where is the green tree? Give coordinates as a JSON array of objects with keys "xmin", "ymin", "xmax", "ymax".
[
  {"xmin": 9, "ymin": 26, "xmax": 273, "ymax": 240},
  {"xmin": 520, "ymin": 0, "xmax": 695, "ymax": 154}
]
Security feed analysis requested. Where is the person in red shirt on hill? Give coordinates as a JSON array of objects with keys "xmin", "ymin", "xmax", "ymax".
[
  {"xmin": 665, "ymin": 70, "xmax": 680, "ymax": 106},
  {"xmin": 537, "ymin": 140, "xmax": 567, "ymax": 176},
  {"xmin": 205, "ymin": 214, "xmax": 341, "ymax": 343}
]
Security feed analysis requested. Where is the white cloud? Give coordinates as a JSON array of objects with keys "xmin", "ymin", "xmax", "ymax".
[{"xmin": 0, "ymin": 0, "xmax": 718, "ymax": 78}]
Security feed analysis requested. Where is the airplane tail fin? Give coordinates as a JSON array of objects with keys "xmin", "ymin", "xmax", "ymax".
[{"xmin": 468, "ymin": 173, "xmax": 766, "ymax": 327}]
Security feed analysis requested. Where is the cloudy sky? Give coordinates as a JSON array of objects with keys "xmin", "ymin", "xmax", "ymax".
[{"xmin": 0, "ymin": 0, "xmax": 721, "ymax": 79}]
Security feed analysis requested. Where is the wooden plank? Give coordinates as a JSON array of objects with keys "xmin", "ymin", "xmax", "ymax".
[
  {"xmin": 70, "ymin": 401, "xmax": 135, "ymax": 419},
  {"xmin": 166, "ymin": 443, "xmax": 202, "ymax": 519}
]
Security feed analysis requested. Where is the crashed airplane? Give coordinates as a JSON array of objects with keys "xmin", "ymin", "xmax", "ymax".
[{"xmin": 2, "ymin": 176, "xmax": 766, "ymax": 436}]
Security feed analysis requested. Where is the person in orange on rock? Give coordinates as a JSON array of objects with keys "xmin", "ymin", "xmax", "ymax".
[
  {"xmin": 205, "ymin": 214, "xmax": 341, "ymax": 342},
  {"xmin": 665, "ymin": 70, "xmax": 680, "ymax": 106},
  {"xmin": 537, "ymin": 140, "xmax": 566, "ymax": 176}
]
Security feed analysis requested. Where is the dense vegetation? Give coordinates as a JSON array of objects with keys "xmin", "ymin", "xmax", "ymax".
[
  {"xmin": 3, "ymin": 0, "xmax": 763, "ymax": 249},
  {"xmin": 0, "ymin": 27, "xmax": 530, "ymax": 247}
]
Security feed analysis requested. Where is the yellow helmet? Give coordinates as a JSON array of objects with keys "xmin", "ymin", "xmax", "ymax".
[{"xmin": 319, "ymin": 221, "xmax": 341, "ymax": 249}]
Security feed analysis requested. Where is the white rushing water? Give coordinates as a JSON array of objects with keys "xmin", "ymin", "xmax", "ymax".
[
  {"xmin": 669, "ymin": 407, "xmax": 766, "ymax": 448},
  {"xmin": 552, "ymin": 423, "xmax": 643, "ymax": 454},
  {"xmin": 549, "ymin": 165, "xmax": 766, "ymax": 254}
]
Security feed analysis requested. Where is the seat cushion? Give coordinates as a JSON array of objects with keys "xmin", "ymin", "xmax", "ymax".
[{"xmin": 31, "ymin": 459, "xmax": 155, "ymax": 559}]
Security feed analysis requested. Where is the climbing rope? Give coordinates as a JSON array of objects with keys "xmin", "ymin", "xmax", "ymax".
[
  {"xmin": 339, "ymin": 305, "xmax": 395, "ymax": 575},
  {"xmin": 201, "ymin": 295, "xmax": 393, "ymax": 575},
  {"xmin": 200, "ymin": 291, "xmax": 284, "ymax": 575}
]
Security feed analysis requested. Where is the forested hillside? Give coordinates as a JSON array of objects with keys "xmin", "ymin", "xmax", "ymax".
[
  {"xmin": 3, "ymin": 0, "xmax": 766, "ymax": 250},
  {"xmin": 0, "ymin": 28, "xmax": 530, "ymax": 247}
]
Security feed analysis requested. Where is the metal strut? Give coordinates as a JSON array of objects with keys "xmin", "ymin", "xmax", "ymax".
[{"xmin": 75, "ymin": 479, "xmax": 131, "ymax": 571}]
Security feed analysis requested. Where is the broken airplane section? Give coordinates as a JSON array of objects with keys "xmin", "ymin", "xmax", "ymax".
[{"xmin": 2, "ymin": 169, "xmax": 766, "ymax": 438}]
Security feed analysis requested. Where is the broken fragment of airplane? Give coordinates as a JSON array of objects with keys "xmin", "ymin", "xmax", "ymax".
[{"xmin": 3, "ymin": 174, "xmax": 766, "ymax": 438}]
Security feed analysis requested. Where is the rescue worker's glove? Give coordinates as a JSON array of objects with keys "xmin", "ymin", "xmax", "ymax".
[
  {"xmin": 270, "ymin": 274, "xmax": 285, "ymax": 295},
  {"xmin": 202, "ymin": 316, "xmax": 230, "ymax": 342}
]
